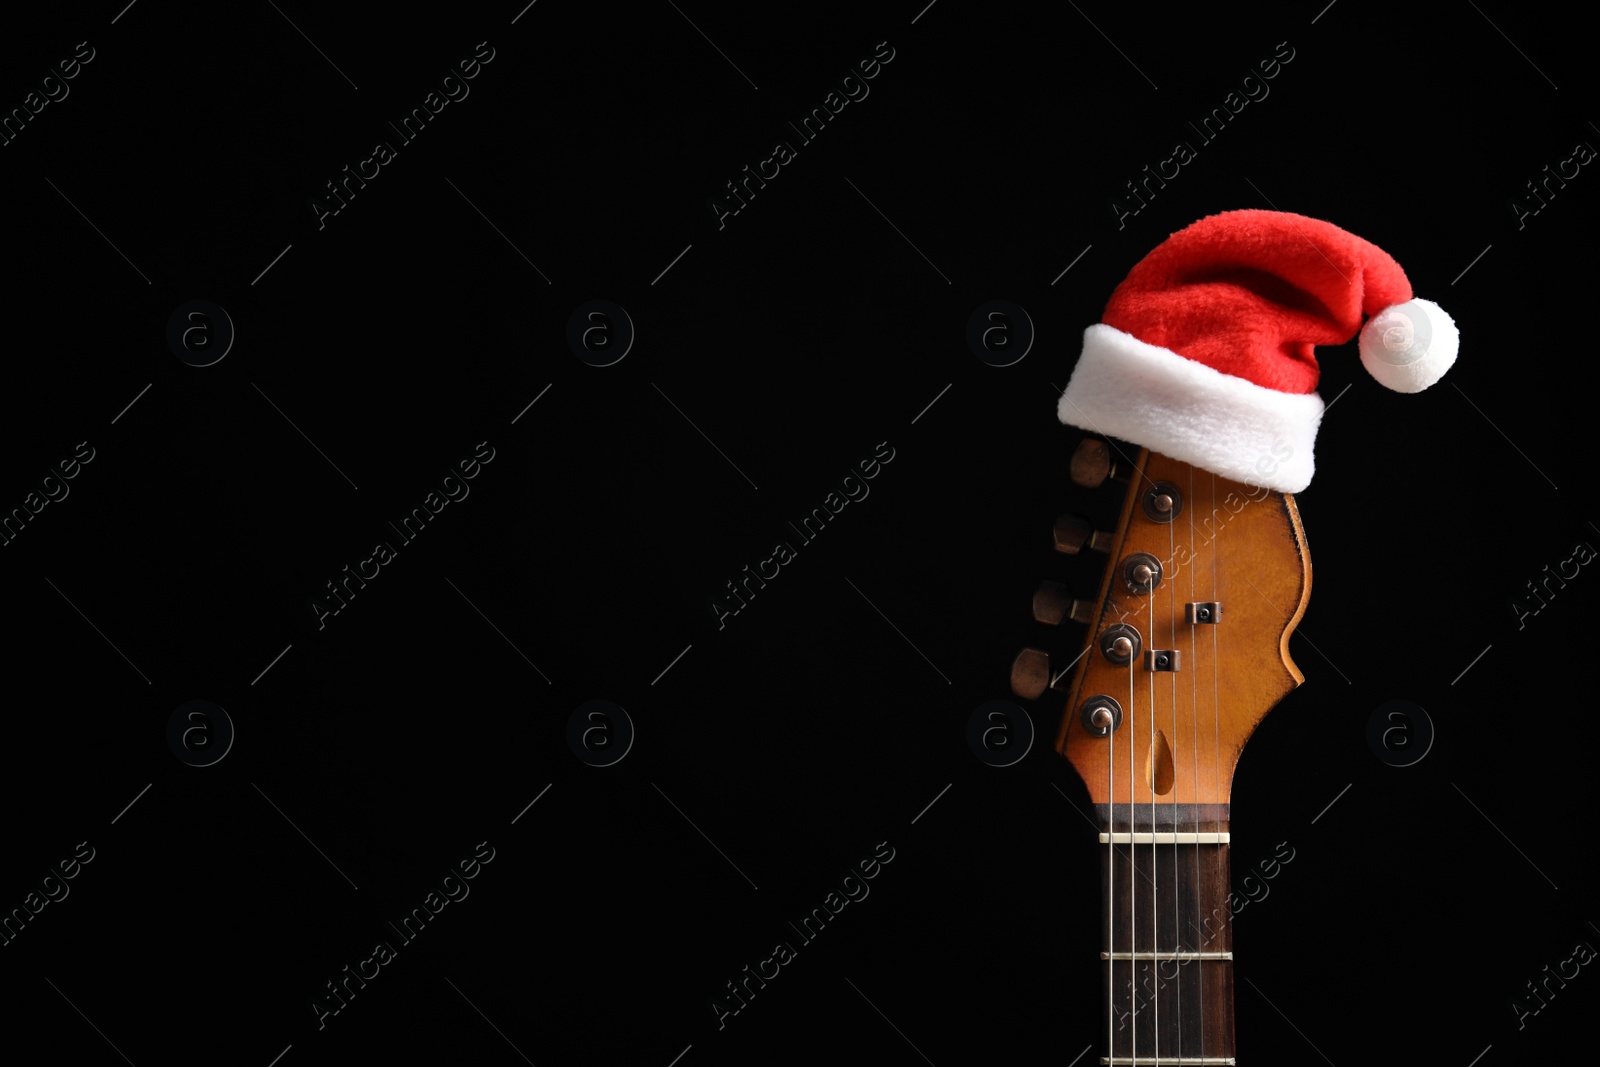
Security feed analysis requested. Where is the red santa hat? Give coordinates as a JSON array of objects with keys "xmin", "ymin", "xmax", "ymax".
[{"xmin": 1057, "ymin": 209, "xmax": 1457, "ymax": 493}]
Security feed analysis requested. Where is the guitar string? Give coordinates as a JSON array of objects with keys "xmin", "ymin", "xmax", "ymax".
[
  {"xmin": 1134, "ymin": 449, "xmax": 1161, "ymax": 1067},
  {"xmin": 1128, "ymin": 635, "xmax": 1137, "ymax": 1067},
  {"xmin": 1107, "ymin": 652, "xmax": 1115, "ymax": 1067},
  {"xmin": 1110, "ymin": 446, "xmax": 1143, "ymax": 1067},
  {"xmin": 1086, "ymin": 434, "xmax": 1138, "ymax": 1067},
  {"xmin": 1148, "ymin": 542, "xmax": 1160, "ymax": 1062},
  {"xmin": 1112, "ymin": 446, "xmax": 1184, "ymax": 1066},
  {"xmin": 1122, "ymin": 443, "xmax": 1185, "ymax": 1066},
  {"xmin": 1077, "ymin": 434, "xmax": 1167, "ymax": 1066},
  {"xmin": 1137, "ymin": 452, "xmax": 1164, "ymax": 1065},
  {"xmin": 1189, "ymin": 461, "xmax": 1205, "ymax": 1064},
  {"xmin": 1211, "ymin": 469, "xmax": 1225, "ymax": 1057},
  {"xmin": 1131, "ymin": 449, "xmax": 1166, "ymax": 1067},
  {"xmin": 1140, "ymin": 447, "xmax": 1170, "ymax": 1067}
]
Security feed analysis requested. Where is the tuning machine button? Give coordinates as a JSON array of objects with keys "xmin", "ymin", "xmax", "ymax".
[
  {"xmin": 1033, "ymin": 580, "xmax": 1096, "ymax": 627},
  {"xmin": 1010, "ymin": 648, "xmax": 1051, "ymax": 701},
  {"xmin": 1070, "ymin": 438, "xmax": 1132, "ymax": 489},
  {"xmin": 1053, "ymin": 513, "xmax": 1115, "ymax": 556}
]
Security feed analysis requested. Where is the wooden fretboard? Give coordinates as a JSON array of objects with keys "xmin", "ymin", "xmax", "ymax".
[{"xmin": 1096, "ymin": 803, "xmax": 1236, "ymax": 1066}]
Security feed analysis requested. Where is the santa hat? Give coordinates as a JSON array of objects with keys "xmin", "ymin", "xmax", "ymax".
[{"xmin": 1056, "ymin": 209, "xmax": 1457, "ymax": 493}]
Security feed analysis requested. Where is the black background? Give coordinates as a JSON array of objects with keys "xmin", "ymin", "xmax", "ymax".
[{"xmin": 1, "ymin": 2, "xmax": 1595, "ymax": 1064}]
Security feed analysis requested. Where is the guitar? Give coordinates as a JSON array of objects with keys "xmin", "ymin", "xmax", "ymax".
[{"xmin": 1012, "ymin": 209, "xmax": 1457, "ymax": 1064}]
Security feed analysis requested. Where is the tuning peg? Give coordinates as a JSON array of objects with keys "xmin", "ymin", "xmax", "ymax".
[
  {"xmin": 1010, "ymin": 647, "xmax": 1051, "ymax": 700},
  {"xmin": 1070, "ymin": 437, "xmax": 1131, "ymax": 489},
  {"xmin": 1033, "ymin": 580, "xmax": 1096, "ymax": 626},
  {"xmin": 1053, "ymin": 513, "xmax": 1115, "ymax": 556}
]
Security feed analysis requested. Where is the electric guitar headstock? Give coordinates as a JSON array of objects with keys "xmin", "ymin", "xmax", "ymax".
[
  {"xmin": 1011, "ymin": 435, "xmax": 1311, "ymax": 1065},
  {"xmin": 1015, "ymin": 208, "xmax": 1459, "ymax": 1066},
  {"xmin": 1047, "ymin": 438, "xmax": 1309, "ymax": 810}
]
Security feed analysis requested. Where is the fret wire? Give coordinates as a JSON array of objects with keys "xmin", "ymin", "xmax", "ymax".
[
  {"xmin": 1100, "ymin": 1058, "xmax": 1237, "ymax": 1065},
  {"xmin": 1102, "ymin": 952, "xmax": 1233, "ymax": 960}
]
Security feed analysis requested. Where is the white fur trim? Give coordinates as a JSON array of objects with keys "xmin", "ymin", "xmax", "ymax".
[
  {"xmin": 1358, "ymin": 297, "xmax": 1458, "ymax": 393},
  {"xmin": 1057, "ymin": 324, "xmax": 1323, "ymax": 493}
]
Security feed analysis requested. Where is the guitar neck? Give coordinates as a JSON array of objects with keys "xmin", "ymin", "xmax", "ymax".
[
  {"xmin": 1038, "ymin": 440, "xmax": 1310, "ymax": 1065},
  {"xmin": 1097, "ymin": 803, "xmax": 1235, "ymax": 1067}
]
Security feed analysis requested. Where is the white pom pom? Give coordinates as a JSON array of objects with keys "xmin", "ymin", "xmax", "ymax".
[{"xmin": 1359, "ymin": 298, "xmax": 1458, "ymax": 393}]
